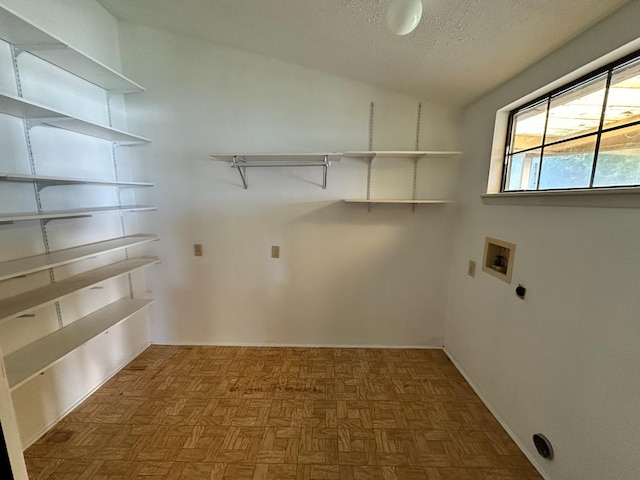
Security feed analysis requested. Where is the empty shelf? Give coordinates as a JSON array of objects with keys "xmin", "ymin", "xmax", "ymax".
[
  {"xmin": 0, "ymin": 173, "xmax": 153, "ymax": 189},
  {"xmin": 0, "ymin": 92, "xmax": 150, "ymax": 144},
  {"xmin": 344, "ymin": 151, "xmax": 462, "ymax": 158},
  {"xmin": 344, "ymin": 199, "xmax": 451, "ymax": 204},
  {"xmin": 0, "ymin": 5, "xmax": 143, "ymax": 92},
  {"xmin": 4, "ymin": 298, "xmax": 153, "ymax": 389},
  {"xmin": 0, "ymin": 235, "xmax": 157, "ymax": 281},
  {"xmin": 0, "ymin": 205, "xmax": 155, "ymax": 223},
  {"xmin": 0, "ymin": 257, "xmax": 159, "ymax": 323}
]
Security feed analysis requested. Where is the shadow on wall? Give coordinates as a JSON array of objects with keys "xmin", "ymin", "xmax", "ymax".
[{"xmin": 280, "ymin": 199, "xmax": 454, "ymax": 226}]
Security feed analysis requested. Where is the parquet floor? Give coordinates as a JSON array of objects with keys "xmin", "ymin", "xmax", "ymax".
[{"xmin": 24, "ymin": 346, "xmax": 542, "ymax": 479}]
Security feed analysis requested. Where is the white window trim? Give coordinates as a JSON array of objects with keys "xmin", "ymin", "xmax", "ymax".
[{"xmin": 485, "ymin": 37, "xmax": 640, "ymax": 207}]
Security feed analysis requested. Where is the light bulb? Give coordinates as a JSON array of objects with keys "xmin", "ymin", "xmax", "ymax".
[{"xmin": 386, "ymin": 0, "xmax": 423, "ymax": 36}]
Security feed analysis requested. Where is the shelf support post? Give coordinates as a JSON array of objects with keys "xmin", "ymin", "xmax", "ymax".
[
  {"xmin": 367, "ymin": 101, "xmax": 375, "ymax": 212},
  {"xmin": 322, "ymin": 155, "xmax": 328, "ymax": 189},
  {"xmin": 412, "ymin": 102, "xmax": 422, "ymax": 213},
  {"xmin": 106, "ymin": 90, "xmax": 135, "ymax": 299},
  {"xmin": 10, "ymin": 43, "xmax": 65, "ymax": 327},
  {"xmin": 412, "ymin": 156, "xmax": 418, "ymax": 213}
]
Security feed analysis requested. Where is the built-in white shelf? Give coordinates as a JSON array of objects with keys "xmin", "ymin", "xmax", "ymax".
[
  {"xmin": 344, "ymin": 151, "xmax": 462, "ymax": 158},
  {"xmin": 210, "ymin": 152, "xmax": 343, "ymax": 189},
  {"xmin": 0, "ymin": 257, "xmax": 159, "ymax": 323},
  {"xmin": 0, "ymin": 235, "xmax": 158, "ymax": 282},
  {"xmin": 4, "ymin": 298, "xmax": 153, "ymax": 389},
  {"xmin": 344, "ymin": 150, "xmax": 461, "ymax": 209},
  {"xmin": 344, "ymin": 199, "xmax": 450, "ymax": 204},
  {"xmin": 0, "ymin": 173, "xmax": 153, "ymax": 189},
  {"xmin": 0, "ymin": 92, "xmax": 150, "ymax": 144},
  {"xmin": 0, "ymin": 5, "xmax": 144, "ymax": 93},
  {"xmin": 0, "ymin": 205, "xmax": 155, "ymax": 223}
]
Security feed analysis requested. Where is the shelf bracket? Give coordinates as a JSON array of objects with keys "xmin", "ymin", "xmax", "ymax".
[
  {"xmin": 42, "ymin": 215, "xmax": 92, "ymax": 225},
  {"xmin": 229, "ymin": 155, "xmax": 331, "ymax": 189},
  {"xmin": 13, "ymin": 44, "xmax": 67, "ymax": 57},
  {"xmin": 112, "ymin": 141, "xmax": 144, "ymax": 148},
  {"xmin": 231, "ymin": 155, "xmax": 249, "ymax": 189},
  {"xmin": 25, "ymin": 118, "xmax": 71, "ymax": 131},
  {"xmin": 35, "ymin": 181, "xmax": 59, "ymax": 192}
]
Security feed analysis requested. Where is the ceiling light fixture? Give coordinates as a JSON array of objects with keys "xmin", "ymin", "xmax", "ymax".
[{"xmin": 386, "ymin": 0, "xmax": 423, "ymax": 36}]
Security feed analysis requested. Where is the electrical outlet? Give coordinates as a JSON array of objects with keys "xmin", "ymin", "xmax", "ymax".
[
  {"xmin": 271, "ymin": 245, "xmax": 280, "ymax": 259},
  {"xmin": 467, "ymin": 260, "xmax": 476, "ymax": 277},
  {"xmin": 194, "ymin": 244, "xmax": 203, "ymax": 256}
]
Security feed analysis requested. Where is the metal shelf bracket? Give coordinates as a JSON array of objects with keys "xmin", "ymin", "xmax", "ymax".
[
  {"xmin": 230, "ymin": 154, "xmax": 331, "ymax": 189},
  {"xmin": 42, "ymin": 215, "xmax": 92, "ymax": 225},
  {"xmin": 13, "ymin": 44, "xmax": 66, "ymax": 57}
]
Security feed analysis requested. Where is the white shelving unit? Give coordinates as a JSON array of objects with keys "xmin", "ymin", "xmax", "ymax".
[
  {"xmin": 0, "ymin": 5, "xmax": 144, "ymax": 93},
  {"xmin": 0, "ymin": 235, "xmax": 157, "ymax": 282},
  {"xmin": 211, "ymin": 152, "xmax": 343, "ymax": 189},
  {"xmin": 4, "ymin": 298, "xmax": 153, "ymax": 390},
  {"xmin": 0, "ymin": 257, "xmax": 159, "ymax": 323},
  {"xmin": 0, "ymin": 205, "xmax": 155, "ymax": 223},
  {"xmin": 0, "ymin": 93, "xmax": 150, "ymax": 145},
  {"xmin": 343, "ymin": 150, "xmax": 461, "ymax": 207},
  {"xmin": 0, "ymin": 6, "xmax": 158, "ymax": 467},
  {"xmin": 0, "ymin": 173, "xmax": 153, "ymax": 190}
]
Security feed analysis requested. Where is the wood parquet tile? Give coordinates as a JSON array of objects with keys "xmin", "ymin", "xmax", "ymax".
[{"xmin": 24, "ymin": 346, "xmax": 542, "ymax": 479}]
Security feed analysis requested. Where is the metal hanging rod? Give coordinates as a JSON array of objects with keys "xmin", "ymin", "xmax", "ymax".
[
  {"xmin": 211, "ymin": 153, "xmax": 341, "ymax": 189},
  {"xmin": 231, "ymin": 159, "xmax": 330, "ymax": 168}
]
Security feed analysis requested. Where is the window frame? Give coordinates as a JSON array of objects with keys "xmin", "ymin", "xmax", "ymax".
[{"xmin": 501, "ymin": 48, "xmax": 640, "ymax": 194}]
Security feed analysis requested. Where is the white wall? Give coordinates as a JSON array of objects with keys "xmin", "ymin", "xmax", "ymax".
[
  {"xmin": 0, "ymin": 0, "xmax": 152, "ymax": 455},
  {"xmin": 445, "ymin": 2, "xmax": 640, "ymax": 479},
  {"xmin": 116, "ymin": 23, "xmax": 461, "ymax": 347}
]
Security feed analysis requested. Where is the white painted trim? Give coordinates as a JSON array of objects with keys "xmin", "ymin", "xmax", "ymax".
[
  {"xmin": 20, "ymin": 341, "xmax": 150, "ymax": 449},
  {"xmin": 486, "ymin": 36, "xmax": 640, "ymax": 197},
  {"xmin": 151, "ymin": 341, "xmax": 444, "ymax": 349},
  {"xmin": 481, "ymin": 188, "xmax": 640, "ymax": 208},
  {"xmin": 443, "ymin": 347, "xmax": 549, "ymax": 480}
]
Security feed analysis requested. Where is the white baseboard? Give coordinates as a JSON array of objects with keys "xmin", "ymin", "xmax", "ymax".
[
  {"xmin": 22, "ymin": 342, "xmax": 151, "ymax": 449},
  {"xmin": 443, "ymin": 347, "xmax": 549, "ymax": 480},
  {"xmin": 150, "ymin": 340, "xmax": 444, "ymax": 349}
]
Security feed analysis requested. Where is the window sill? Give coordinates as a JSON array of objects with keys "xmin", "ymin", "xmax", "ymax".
[{"xmin": 481, "ymin": 187, "xmax": 640, "ymax": 208}]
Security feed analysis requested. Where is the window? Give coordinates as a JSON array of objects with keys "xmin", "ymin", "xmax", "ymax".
[{"xmin": 503, "ymin": 50, "xmax": 640, "ymax": 192}]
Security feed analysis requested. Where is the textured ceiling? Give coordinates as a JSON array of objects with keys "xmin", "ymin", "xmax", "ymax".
[{"xmin": 97, "ymin": 0, "xmax": 630, "ymax": 106}]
